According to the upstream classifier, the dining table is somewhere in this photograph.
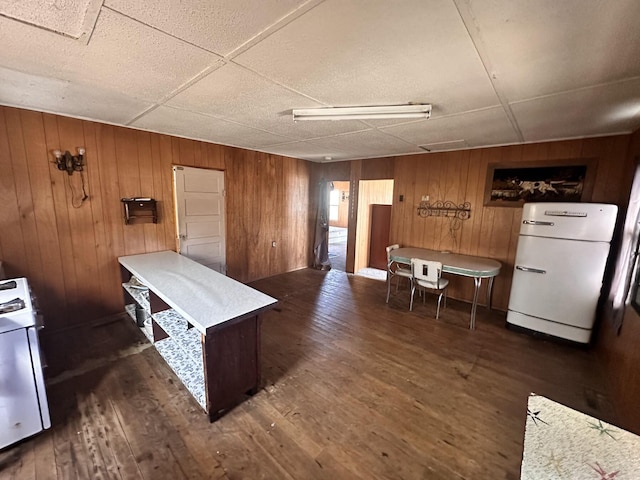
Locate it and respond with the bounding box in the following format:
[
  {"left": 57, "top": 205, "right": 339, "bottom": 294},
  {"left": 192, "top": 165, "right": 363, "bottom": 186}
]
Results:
[{"left": 389, "top": 247, "right": 502, "bottom": 329}]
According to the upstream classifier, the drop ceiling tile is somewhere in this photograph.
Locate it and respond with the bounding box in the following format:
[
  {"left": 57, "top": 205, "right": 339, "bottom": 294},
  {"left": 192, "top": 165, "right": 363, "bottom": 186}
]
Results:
[
  {"left": 167, "top": 62, "right": 371, "bottom": 140},
  {"left": 511, "top": 79, "right": 640, "bottom": 142},
  {"left": 258, "top": 141, "right": 352, "bottom": 162},
  {"left": 0, "top": 16, "right": 75, "bottom": 77},
  {"left": 234, "top": 0, "right": 499, "bottom": 116},
  {"left": 0, "top": 0, "right": 101, "bottom": 40},
  {"left": 468, "top": 0, "right": 640, "bottom": 101},
  {"left": 0, "top": 9, "right": 222, "bottom": 103},
  {"left": 309, "top": 130, "right": 423, "bottom": 159},
  {"left": 2, "top": 1, "right": 640, "bottom": 162},
  {"left": 0, "top": 67, "right": 154, "bottom": 124},
  {"left": 131, "top": 105, "right": 291, "bottom": 148},
  {"left": 381, "top": 107, "right": 519, "bottom": 148},
  {"left": 104, "top": 0, "right": 311, "bottom": 56}
]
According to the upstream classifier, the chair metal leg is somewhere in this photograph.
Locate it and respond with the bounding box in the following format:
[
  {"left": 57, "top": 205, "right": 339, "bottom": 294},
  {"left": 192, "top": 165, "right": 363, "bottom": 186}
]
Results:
[
  {"left": 409, "top": 283, "right": 416, "bottom": 311},
  {"left": 386, "top": 273, "right": 392, "bottom": 303},
  {"left": 436, "top": 292, "right": 443, "bottom": 319}
]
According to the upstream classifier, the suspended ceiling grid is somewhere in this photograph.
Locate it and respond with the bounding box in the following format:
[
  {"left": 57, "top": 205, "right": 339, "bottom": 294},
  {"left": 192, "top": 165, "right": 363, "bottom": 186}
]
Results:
[{"left": 1, "top": 0, "right": 639, "bottom": 162}]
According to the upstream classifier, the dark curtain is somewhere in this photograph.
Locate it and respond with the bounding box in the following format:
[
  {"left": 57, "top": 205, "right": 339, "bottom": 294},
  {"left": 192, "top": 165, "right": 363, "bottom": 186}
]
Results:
[{"left": 313, "top": 180, "right": 332, "bottom": 270}]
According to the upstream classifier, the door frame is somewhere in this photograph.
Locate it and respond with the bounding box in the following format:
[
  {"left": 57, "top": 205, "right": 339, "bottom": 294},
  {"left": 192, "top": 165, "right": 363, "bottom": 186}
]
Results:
[
  {"left": 172, "top": 165, "right": 227, "bottom": 273},
  {"left": 353, "top": 179, "right": 394, "bottom": 273}
]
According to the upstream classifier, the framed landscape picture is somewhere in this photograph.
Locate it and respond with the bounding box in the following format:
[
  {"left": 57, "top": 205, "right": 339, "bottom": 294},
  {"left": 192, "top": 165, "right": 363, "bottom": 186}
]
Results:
[{"left": 483, "top": 158, "right": 597, "bottom": 207}]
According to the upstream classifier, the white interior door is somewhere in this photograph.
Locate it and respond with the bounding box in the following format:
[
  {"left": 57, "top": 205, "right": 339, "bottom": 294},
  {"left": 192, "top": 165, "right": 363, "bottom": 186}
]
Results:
[{"left": 173, "top": 166, "right": 226, "bottom": 274}]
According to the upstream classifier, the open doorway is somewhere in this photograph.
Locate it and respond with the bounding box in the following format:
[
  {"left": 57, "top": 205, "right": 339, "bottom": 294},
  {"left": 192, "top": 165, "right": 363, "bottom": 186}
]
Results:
[
  {"left": 328, "top": 181, "right": 349, "bottom": 271},
  {"left": 326, "top": 178, "right": 394, "bottom": 277},
  {"left": 354, "top": 179, "right": 394, "bottom": 280}
]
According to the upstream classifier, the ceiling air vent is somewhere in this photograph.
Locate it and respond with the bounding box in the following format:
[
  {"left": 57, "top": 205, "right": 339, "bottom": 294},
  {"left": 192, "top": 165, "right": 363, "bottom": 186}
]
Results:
[{"left": 419, "top": 140, "right": 468, "bottom": 152}]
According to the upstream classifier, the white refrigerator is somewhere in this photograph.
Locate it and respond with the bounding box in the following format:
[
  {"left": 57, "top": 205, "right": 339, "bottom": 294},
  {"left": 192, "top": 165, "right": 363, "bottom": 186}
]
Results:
[{"left": 506, "top": 202, "right": 618, "bottom": 344}]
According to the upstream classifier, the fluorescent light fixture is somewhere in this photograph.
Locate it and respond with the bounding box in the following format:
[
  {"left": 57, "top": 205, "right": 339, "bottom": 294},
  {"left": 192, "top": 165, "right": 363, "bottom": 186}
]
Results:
[{"left": 293, "top": 104, "right": 431, "bottom": 121}]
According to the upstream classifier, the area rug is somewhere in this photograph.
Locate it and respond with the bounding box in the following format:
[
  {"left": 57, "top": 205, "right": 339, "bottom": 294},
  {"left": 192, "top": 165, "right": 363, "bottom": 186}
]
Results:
[{"left": 521, "top": 393, "right": 640, "bottom": 479}]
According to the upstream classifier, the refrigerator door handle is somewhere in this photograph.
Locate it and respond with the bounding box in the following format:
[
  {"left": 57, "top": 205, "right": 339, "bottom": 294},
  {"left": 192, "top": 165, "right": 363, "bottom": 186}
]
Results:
[
  {"left": 522, "top": 220, "right": 554, "bottom": 226},
  {"left": 515, "top": 265, "right": 547, "bottom": 274}
]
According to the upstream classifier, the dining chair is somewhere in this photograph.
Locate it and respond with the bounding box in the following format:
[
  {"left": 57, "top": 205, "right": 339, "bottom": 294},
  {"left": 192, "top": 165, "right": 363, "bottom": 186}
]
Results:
[
  {"left": 386, "top": 244, "right": 413, "bottom": 303},
  {"left": 410, "top": 258, "right": 449, "bottom": 319}
]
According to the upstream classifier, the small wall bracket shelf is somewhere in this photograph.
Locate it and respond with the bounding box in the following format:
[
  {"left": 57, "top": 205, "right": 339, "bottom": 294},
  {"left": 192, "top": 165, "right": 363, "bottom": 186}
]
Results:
[
  {"left": 121, "top": 198, "right": 158, "bottom": 224},
  {"left": 417, "top": 200, "right": 471, "bottom": 220}
]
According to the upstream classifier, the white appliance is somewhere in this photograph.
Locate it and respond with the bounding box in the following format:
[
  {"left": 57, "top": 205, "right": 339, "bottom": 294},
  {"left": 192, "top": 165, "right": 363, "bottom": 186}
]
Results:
[
  {"left": 507, "top": 203, "right": 618, "bottom": 344},
  {"left": 0, "top": 277, "right": 50, "bottom": 450}
]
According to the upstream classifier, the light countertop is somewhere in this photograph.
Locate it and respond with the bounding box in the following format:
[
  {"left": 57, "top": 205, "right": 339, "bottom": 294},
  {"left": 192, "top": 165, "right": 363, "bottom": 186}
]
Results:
[{"left": 119, "top": 251, "right": 277, "bottom": 334}]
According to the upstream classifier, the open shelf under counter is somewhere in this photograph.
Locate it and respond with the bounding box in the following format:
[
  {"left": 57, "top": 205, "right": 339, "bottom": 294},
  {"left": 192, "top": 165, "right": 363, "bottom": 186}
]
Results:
[
  {"left": 122, "top": 282, "right": 150, "bottom": 312},
  {"left": 153, "top": 310, "right": 202, "bottom": 363},
  {"left": 154, "top": 337, "right": 206, "bottom": 410},
  {"left": 173, "top": 327, "right": 203, "bottom": 365},
  {"left": 152, "top": 309, "right": 189, "bottom": 337},
  {"left": 124, "top": 304, "right": 154, "bottom": 343},
  {"left": 118, "top": 250, "right": 278, "bottom": 421}
]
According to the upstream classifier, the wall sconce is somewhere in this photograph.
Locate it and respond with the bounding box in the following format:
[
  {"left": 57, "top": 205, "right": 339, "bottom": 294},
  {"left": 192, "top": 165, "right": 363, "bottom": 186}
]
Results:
[
  {"left": 52, "top": 147, "right": 85, "bottom": 175},
  {"left": 341, "top": 191, "right": 349, "bottom": 202}
]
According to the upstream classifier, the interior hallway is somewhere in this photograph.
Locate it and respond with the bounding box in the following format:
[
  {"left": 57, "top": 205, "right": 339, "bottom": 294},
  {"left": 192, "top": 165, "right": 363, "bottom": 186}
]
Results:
[
  {"left": 328, "top": 226, "right": 386, "bottom": 280},
  {"left": 328, "top": 226, "right": 347, "bottom": 271}
]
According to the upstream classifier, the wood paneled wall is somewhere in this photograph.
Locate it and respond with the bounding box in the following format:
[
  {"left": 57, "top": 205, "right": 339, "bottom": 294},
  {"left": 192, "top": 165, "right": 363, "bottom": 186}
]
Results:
[
  {"left": 600, "top": 306, "right": 640, "bottom": 434},
  {"left": 224, "top": 148, "right": 313, "bottom": 281},
  {"left": 319, "top": 136, "right": 633, "bottom": 310},
  {"left": 0, "top": 106, "right": 312, "bottom": 333},
  {"left": 390, "top": 138, "right": 633, "bottom": 311},
  {"left": 598, "top": 128, "right": 640, "bottom": 434}
]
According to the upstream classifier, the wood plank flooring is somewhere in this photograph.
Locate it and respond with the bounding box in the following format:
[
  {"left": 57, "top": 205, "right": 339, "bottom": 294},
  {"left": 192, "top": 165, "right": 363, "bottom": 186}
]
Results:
[{"left": 0, "top": 268, "right": 615, "bottom": 479}]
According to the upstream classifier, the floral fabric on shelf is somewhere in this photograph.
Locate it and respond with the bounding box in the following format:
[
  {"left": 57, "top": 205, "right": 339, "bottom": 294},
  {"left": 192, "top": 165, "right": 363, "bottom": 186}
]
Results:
[{"left": 521, "top": 393, "right": 640, "bottom": 479}]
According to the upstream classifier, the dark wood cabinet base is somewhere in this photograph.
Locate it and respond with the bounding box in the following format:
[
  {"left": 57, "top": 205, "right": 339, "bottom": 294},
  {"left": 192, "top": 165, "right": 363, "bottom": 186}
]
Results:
[{"left": 204, "top": 315, "right": 262, "bottom": 421}]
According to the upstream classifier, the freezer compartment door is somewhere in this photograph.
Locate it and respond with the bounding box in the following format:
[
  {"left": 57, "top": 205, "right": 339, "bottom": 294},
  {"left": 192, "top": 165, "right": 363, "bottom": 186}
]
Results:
[
  {"left": 0, "top": 328, "right": 44, "bottom": 449},
  {"left": 508, "top": 236, "right": 611, "bottom": 329},
  {"left": 520, "top": 202, "right": 617, "bottom": 242}
]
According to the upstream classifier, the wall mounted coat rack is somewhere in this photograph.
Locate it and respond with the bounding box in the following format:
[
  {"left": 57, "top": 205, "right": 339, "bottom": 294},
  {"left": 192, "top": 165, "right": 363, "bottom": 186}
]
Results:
[{"left": 417, "top": 200, "right": 471, "bottom": 220}]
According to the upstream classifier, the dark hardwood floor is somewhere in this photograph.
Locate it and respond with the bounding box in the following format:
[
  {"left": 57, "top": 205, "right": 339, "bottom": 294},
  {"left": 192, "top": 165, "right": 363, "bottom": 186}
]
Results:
[{"left": 0, "top": 268, "right": 615, "bottom": 479}]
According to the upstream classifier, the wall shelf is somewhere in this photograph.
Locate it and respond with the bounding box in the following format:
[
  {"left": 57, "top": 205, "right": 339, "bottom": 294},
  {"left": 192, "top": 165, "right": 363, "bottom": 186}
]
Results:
[
  {"left": 417, "top": 200, "right": 471, "bottom": 220},
  {"left": 121, "top": 198, "right": 157, "bottom": 224}
]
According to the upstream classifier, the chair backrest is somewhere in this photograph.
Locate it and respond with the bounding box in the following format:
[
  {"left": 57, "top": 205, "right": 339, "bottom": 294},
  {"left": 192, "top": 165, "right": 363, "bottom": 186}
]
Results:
[
  {"left": 386, "top": 244, "right": 400, "bottom": 262},
  {"left": 411, "top": 258, "right": 443, "bottom": 285}
]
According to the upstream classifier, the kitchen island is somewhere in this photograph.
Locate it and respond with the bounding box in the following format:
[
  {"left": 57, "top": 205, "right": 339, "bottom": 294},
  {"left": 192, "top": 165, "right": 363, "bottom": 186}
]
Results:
[{"left": 118, "top": 250, "right": 277, "bottom": 421}]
